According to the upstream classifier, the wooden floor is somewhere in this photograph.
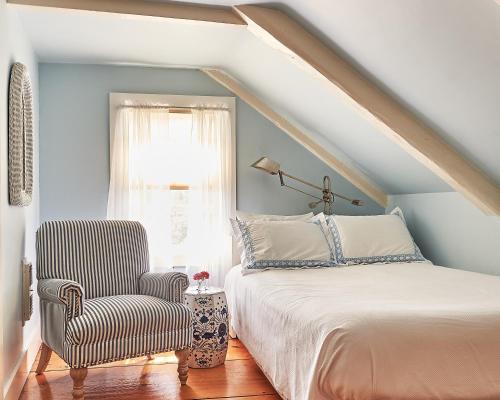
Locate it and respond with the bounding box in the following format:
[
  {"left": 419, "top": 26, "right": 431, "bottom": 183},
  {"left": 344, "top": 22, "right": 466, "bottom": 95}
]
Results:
[{"left": 19, "top": 339, "right": 280, "bottom": 400}]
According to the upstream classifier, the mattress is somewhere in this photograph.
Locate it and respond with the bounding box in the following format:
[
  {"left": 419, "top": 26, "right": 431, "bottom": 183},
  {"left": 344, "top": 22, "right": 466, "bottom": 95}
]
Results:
[{"left": 225, "top": 263, "right": 500, "bottom": 400}]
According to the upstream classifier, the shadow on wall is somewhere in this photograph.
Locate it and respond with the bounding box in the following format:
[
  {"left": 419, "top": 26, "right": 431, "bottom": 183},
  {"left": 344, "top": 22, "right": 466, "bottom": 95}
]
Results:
[{"left": 389, "top": 192, "right": 500, "bottom": 276}]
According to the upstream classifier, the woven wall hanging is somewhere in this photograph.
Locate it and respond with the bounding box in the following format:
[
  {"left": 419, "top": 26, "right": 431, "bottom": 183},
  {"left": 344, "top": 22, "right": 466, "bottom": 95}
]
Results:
[{"left": 8, "top": 62, "right": 33, "bottom": 206}]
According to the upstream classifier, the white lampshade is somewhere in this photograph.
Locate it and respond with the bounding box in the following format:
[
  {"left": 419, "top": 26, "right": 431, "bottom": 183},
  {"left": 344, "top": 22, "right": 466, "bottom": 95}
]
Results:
[{"left": 251, "top": 157, "right": 280, "bottom": 175}]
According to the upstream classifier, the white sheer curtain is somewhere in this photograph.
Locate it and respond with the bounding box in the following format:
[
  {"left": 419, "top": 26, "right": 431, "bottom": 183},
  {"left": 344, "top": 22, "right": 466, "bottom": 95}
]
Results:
[{"left": 107, "top": 106, "right": 233, "bottom": 286}]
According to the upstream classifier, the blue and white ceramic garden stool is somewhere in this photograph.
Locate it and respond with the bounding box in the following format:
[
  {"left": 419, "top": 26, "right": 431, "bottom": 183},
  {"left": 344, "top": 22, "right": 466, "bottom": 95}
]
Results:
[{"left": 183, "top": 287, "right": 229, "bottom": 368}]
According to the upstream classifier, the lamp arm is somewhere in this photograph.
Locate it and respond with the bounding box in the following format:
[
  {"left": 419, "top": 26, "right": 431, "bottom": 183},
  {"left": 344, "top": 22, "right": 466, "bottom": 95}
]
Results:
[
  {"left": 280, "top": 171, "right": 323, "bottom": 191},
  {"left": 281, "top": 183, "right": 323, "bottom": 201},
  {"left": 332, "top": 192, "right": 364, "bottom": 206},
  {"left": 281, "top": 170, "right": 363, "bottom": 206}
]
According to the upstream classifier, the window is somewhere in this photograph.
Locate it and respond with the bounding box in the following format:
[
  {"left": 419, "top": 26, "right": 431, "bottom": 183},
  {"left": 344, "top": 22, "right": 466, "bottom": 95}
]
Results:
[{"left": 108, "top": 93, "right": 235, "bottom": 285}]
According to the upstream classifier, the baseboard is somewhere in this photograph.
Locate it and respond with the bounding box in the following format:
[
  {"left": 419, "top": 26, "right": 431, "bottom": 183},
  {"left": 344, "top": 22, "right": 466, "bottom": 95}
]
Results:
[{"left": 4, "top": 331, "right": 41, "bottom": 400}]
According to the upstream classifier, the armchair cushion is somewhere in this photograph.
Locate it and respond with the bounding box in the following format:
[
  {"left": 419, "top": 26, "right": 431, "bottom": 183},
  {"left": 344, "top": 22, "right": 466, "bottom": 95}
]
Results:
[
  {"left": 139, "top": 272, "right": 189, "bottom": 303},
  {"left": 38, "top": 279, "right": 85, "bottom": 320},
  {"left": 66, "top": 295, "right": 192, "bottom": 346}
]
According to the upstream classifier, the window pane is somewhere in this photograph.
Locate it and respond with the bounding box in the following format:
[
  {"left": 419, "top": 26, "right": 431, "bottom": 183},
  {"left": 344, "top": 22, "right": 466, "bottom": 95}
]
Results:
[{"left": 171, "top": 189, "right": 188, "bottom": 246}]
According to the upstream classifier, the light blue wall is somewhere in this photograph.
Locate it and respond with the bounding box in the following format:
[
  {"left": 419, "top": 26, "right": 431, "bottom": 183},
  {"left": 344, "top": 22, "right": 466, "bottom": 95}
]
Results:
[
  {"left": 388, "top": 192, "right": 500, "bottom": 275},
  {"left": 43, "top": 65, "right": 500, "bottom": 278},
  {"left": 39, "top": 63, "right": 383, "bottom": 222},
  {"left": 1, "top": 3, "right": 40, "bottom": 397}
]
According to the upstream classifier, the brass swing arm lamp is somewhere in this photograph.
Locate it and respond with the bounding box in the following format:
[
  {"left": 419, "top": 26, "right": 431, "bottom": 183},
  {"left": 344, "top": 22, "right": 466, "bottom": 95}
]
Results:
[{"left": 251, "top": 157, "right": 364, "bottom": 214}]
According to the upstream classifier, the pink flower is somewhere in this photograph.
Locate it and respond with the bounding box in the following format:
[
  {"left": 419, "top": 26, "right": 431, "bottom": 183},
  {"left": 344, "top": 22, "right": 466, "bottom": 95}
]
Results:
[{"left": 193, "top": 271, "right": 210, "bottom": 281}]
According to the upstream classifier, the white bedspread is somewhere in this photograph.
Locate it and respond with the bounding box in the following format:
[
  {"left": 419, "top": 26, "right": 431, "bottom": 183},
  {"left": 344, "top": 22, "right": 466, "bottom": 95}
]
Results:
[{"left": 225, "top": 263, "right": 500, "bottom": 400}]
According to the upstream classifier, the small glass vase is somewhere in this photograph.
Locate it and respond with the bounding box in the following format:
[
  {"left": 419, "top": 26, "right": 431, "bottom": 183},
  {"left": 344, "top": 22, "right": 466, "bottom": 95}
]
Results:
[{"left": 196, "top": 279, "right": 207, "bottom": 292}]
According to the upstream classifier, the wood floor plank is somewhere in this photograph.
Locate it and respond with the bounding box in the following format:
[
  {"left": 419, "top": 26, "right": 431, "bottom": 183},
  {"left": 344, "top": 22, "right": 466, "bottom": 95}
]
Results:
[
  {"left": 210, "top": 396, "right": 281, "bottom": 399},
  {"left": 226, "top": 339, "right": 253, "bottom": 361},
  {"left": 21, "top": 340, "right": 278, "bottom": 400}
]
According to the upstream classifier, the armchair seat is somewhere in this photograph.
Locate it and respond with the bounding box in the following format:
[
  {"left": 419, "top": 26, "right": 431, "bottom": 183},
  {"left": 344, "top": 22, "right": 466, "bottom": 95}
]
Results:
[{"left": 66, "top": 295, "right": 192, "bottom": 346}]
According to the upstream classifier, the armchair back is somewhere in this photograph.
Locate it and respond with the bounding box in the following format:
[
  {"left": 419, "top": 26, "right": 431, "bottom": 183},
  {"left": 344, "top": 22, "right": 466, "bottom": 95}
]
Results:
[{"left": 37, "top": 220, "right": 149, "bottom": 298}]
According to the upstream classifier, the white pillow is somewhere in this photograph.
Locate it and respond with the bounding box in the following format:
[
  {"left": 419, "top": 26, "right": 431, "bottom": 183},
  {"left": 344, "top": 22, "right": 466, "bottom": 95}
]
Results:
[
  {"left": 326, "top": 210, "right": 425, "bottom": 265},
  {"left": 389, "top": 206, "right": 407, "bottom": 223},
  {"left": 232, "top": 211, "right": 314, "bottom": 263},
  {"left": 310, "top": 212, "right": 334, "bottom": 249},
  {"left": 230, "top": 218, "right": 335, "bottom": 274},
  {"left": 235, "top": 211, "right": 313, "bottom": 221}
]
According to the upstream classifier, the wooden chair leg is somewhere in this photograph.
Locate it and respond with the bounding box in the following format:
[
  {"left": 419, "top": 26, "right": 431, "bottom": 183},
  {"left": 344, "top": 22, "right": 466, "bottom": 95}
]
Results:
[
  {"left": 175, "top": 349, "right": 189, "bottom": 385},
  {"left": 70, "top": 368, "right": 88, "bottom": 400},
  {"left": 36, "top": 343, "right": 52, "bottom": 375}
]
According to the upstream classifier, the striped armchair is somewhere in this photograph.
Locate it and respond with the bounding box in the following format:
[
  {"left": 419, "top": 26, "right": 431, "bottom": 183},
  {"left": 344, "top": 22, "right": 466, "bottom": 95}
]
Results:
[{"left": 35, "top": 220, "right": 192, "bottom": 399}]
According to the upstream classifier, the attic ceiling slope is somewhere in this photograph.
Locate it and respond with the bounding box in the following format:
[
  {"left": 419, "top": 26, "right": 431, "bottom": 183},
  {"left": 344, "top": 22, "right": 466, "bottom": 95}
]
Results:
[
  {"left": 233, "top": 4, "right": 500, "bottom": 216},
  {"left": 204, "top": 68, "right": 388, "bottom": 207},
  {"left": 7, "top": 0, "right": 246, "bottom": 24},
  {"left": 10, "top": 0, "right": 500, "bottom": 215}
]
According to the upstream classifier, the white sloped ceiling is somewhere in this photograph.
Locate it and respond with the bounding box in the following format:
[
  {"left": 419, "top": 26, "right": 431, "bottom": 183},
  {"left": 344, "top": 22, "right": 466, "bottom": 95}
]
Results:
[{"left": 13, "top": 0, "right": 500, "bottom": 195}]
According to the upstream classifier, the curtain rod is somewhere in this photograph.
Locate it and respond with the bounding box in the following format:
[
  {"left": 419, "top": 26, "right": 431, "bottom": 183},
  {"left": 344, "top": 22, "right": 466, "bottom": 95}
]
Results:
[{"left": 119, "top": 105, "right": 230, "bottom": 112}]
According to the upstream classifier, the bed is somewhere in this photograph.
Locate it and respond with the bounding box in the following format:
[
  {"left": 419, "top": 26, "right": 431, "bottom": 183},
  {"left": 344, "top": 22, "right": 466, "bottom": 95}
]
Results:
[{"left": 225, "top": 262, "right": 500, "bottom": 400}]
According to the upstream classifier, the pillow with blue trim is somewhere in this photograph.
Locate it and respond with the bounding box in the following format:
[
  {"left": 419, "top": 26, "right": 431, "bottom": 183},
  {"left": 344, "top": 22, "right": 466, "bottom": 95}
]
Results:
[
  {"left": 231, "top": 212, "right": 315, "bottom": 263},
  {"left": 235, "top": 210, "right": 313, "bottom": 221},
  {"left": 230, "top": 217, "right": 336, "bottom": 274},
  {"left": 326, "top": 208, "right": 426, "bottom": 265}
]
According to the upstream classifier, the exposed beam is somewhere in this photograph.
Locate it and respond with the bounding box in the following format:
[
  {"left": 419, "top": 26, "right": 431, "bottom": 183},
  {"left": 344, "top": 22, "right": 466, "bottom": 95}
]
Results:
[
  {"left": 7, "top": 0, "right": 246, "bottom": 25},
  {"left": 203, "top": 68, "right": 388, "bottom": 208},
  {"left": 235, "top": 5, "right": 500, "bottom": 216}
]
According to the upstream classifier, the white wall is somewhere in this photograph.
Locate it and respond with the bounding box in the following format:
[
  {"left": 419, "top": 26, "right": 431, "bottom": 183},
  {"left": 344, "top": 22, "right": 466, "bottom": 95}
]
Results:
[
  {"left": 388, "top": 192, "right": 500, "bottom": 276},
  {"left": 0, "top": 3, "right": 40, "bottom": 399}
]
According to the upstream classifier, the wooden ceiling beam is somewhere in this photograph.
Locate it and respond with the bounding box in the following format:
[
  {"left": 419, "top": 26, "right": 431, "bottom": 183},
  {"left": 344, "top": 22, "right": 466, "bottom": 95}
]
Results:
[
  {"left": 234, "top": 4, "right": 500, "bottom": 216},
  {"left": 203, "top": 68, "right": 388, "bottom": 208},
  {"left": 7, "top": 0, "right": 246, "bottom": 25}
]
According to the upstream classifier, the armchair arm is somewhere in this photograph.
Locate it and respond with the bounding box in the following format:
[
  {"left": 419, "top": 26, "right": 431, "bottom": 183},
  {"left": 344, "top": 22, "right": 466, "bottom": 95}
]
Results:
[
  {"left": 139, "top": 272, "right": 189, "bottom": 303},
  {"left": 38, "top": 279, "right": 85, "bottom": 321}
]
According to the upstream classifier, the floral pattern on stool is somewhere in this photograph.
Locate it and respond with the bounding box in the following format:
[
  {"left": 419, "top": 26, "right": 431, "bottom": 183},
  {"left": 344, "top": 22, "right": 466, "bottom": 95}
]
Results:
[{"left": 184, "top": 287, "right": 229, "bottom": 368}]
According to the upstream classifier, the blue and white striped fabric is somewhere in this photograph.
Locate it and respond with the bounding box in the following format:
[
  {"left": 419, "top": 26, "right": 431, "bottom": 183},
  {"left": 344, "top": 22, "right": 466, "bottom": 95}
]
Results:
[
  {"left": 64, "top": 328, "right": 192, "bottom": 368},
  {"left": 36, "top": 220, "right": 192, "bottom": 369},
  {"left": 139, "top": 272, "right": 189, "bottom": 303},
  {"left": 37, "top": 220, "right": 149, "bottom": 298},
  {"left": 38, "top": 278, "right": 85, "bottom": 320},
  {"left": 66, "top": 295, "right": 191, "bottom": 345}
]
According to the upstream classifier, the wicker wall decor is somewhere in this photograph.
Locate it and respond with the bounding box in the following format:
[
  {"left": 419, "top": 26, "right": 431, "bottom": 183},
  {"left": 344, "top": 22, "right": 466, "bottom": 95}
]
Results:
[{"left": 8, "top": 62, "right": 33, "bottom": 206}]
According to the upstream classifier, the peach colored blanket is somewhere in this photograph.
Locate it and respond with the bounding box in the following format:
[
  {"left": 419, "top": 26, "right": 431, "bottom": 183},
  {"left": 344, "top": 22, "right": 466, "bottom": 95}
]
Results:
[{"left": 225, "top": 263, "right": 500, "bottom": 400}]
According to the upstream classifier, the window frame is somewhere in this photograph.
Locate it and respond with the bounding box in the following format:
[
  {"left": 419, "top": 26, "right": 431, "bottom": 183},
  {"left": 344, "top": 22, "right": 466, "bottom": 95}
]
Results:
[{"left": 109, "top": 92, "right": 237, "bottom": 222}]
